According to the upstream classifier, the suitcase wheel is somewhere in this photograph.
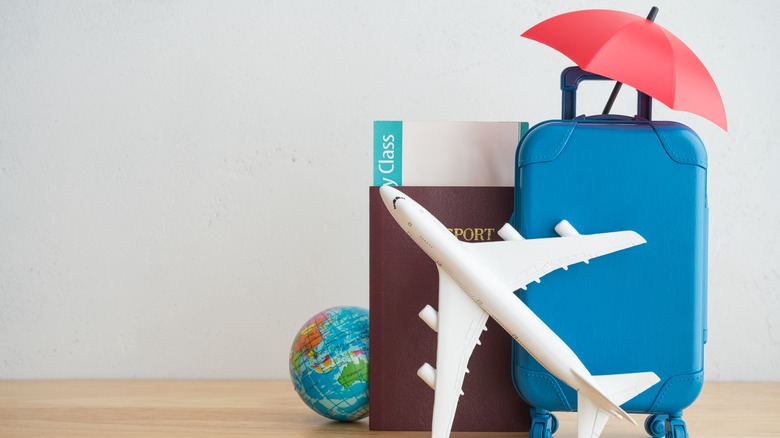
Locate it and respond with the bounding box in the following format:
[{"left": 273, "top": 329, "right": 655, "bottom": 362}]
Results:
[
  {"left": 645, "top": 414, "right": 668, "bottom": 438},
  {"left": 666, "top": 413, "right": 689, "bottom": 438},
  {"left": 529, "top": 408, "right": 558, "bottom": 438},
  {"left": 644, "top": 412, "right": 689, "bottom": 438}
]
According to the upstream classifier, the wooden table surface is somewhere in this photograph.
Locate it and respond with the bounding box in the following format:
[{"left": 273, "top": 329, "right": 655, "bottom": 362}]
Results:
[{"left": 0, "top": 380, "right": 778, "bottom": 437}]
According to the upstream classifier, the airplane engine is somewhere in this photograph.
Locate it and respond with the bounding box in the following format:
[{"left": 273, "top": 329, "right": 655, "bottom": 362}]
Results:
[
  {"left": 417, "top": 363, "right": 436, "bottom": 390},
  {"left": 554, "top": 219, "right": 581, "bottom": 237},
  {"left": 418, "top": 305, "right": 439, "bottom": 332}
]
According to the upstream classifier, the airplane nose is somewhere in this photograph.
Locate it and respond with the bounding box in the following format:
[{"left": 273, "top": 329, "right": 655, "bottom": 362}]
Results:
[{"left": 379, "top": 185, "right": 404, "bottom": 211}]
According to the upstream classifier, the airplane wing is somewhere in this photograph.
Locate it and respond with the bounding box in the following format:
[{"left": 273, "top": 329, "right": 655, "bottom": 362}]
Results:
[
  {"left": 428, "top": 266, "right": 489, "bottom": 438},
  {"left": 464, "top": 230, "right": 646, "bottom": 292},
  {"left": 577, "top": 371, "right": 661, "bottom": 438}
]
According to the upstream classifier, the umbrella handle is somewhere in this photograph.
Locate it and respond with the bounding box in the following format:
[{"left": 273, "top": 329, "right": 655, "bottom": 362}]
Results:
[{"left": 561, "top": 66, "right": 653, "bottom": 121}]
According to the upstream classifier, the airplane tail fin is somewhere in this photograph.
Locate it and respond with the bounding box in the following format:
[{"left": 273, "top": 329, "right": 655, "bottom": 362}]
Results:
[
  {"left": 592, "top": 372, "right": 661, "bottom": 407},
  {"left": 575, "top": 370, "right": 661, "bottom": 438}
]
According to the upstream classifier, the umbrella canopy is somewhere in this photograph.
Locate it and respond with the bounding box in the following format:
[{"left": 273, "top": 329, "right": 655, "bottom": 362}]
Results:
[{"left": 523, "top": 9, "right": 727, "bottom": 130}]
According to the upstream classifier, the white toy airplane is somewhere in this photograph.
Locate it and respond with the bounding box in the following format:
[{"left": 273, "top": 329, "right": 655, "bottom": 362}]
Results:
[{"left": 379, "top": 186, "right": 660, "bottom": 438}]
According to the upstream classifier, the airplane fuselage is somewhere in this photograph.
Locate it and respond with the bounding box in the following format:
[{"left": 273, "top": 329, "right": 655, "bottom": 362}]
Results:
[{"left": 382, "top": 187, "right": 596, "bottom": 394}]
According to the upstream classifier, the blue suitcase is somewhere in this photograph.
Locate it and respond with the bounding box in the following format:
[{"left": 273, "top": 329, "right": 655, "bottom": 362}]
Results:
[{"left": 510, "top": 67, "right": 707, "bottom": 438}]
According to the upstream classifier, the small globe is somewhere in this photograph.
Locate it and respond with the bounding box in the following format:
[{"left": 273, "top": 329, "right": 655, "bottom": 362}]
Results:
[{"left": 289, "top": 306, "right": 369, "bottom": 421}]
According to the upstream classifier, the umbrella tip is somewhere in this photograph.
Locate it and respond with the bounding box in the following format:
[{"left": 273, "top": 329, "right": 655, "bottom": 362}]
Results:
[{"left": 647, "top": 6, "right": 659, "bottom": 22}]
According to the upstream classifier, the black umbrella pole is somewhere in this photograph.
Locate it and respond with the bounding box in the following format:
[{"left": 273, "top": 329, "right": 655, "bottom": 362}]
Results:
[
  {"left": 602, "top": 83, "right": 623, "bottom": 115},
  {"left": 602, "top": 6, "right": 659, "bottom": 115},
  {"left": 647, "top": 6, "right": 659, "bottom": 21}
]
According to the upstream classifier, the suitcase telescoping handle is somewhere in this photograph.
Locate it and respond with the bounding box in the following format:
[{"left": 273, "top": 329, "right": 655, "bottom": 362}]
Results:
[{"left": 561, "top": 66, "right": 653, "bottom": 121}]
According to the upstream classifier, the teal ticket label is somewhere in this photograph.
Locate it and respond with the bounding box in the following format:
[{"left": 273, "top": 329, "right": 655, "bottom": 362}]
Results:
[
  {"left": 373, "top": 121, "right": 403, "bottom": 186},
  {"left": 519, "top": 121, "right": 529, "bottom": 140}
]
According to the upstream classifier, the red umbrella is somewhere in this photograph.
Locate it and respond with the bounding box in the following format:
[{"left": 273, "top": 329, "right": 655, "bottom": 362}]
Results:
[{"left": 522, "top": 8, "right": 727, "bottom": 130}]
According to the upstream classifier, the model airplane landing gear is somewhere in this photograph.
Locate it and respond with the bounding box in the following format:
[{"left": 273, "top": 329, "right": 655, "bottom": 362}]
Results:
[
  {"left": 644, "top": 412, "right": 689, "bottom": 438},
  {"left": 529, "top": 408, "right": 558, "bottom": 438}
]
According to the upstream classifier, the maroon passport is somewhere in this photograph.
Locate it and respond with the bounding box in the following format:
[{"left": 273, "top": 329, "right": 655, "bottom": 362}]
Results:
[{"left": 368, "top": 186, "right": 530, "bottom": 431}]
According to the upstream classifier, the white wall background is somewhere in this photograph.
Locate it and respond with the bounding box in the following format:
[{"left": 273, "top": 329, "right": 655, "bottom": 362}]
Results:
[{"left": 0, "top": 0, "right": 777, "bottom": 380}]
